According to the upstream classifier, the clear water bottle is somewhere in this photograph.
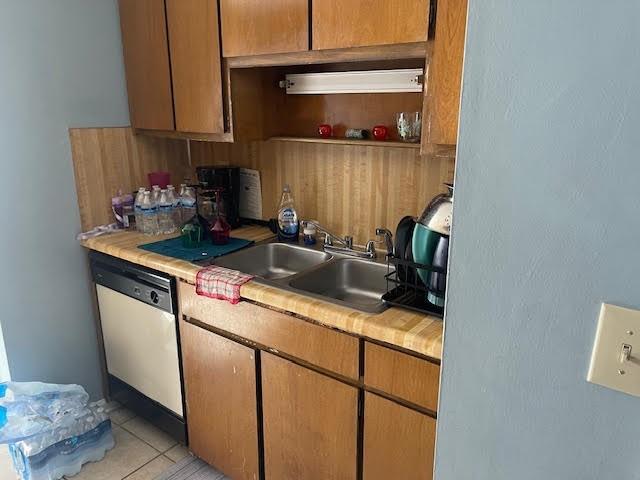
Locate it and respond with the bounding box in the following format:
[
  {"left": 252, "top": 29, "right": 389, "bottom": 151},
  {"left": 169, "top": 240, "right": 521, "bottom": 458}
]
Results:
[
  {"left": 151, "top": 185, "right": 161, "bottom": 205},
  {"left": 167, "top": 185, "right": 181, "bottom": 228},
  {"left": 158, "top": 189, "right": 175, "bottom": 234},
  {"left": 181, "top": 186, "right": 197, "bottom": 224},
  {"left": 140, "top": 190, "right": 158, "bottom": 235},
  {"left": 134, "top": 187, "right": 146, "bottom": 233}
]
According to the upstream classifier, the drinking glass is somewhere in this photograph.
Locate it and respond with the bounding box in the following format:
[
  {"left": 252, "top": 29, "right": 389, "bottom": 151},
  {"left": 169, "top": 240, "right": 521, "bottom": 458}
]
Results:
[
  {"left": 396, "top": 112, "right": 422, "bottom": 142},
  {"left": 210, "top": 188, "right": 230, "bottom": 245}
]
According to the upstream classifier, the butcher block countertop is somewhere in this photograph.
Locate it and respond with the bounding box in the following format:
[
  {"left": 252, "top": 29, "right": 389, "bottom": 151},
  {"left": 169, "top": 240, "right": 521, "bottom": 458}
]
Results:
[{"left": 81, "top": 228, "right": 443, "bottom": 360}]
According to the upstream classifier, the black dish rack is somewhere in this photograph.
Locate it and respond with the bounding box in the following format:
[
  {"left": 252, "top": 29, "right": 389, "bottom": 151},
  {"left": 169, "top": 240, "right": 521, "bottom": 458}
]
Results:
[{"left": 383, "top": 254, "right": 446, "bottom": 317}]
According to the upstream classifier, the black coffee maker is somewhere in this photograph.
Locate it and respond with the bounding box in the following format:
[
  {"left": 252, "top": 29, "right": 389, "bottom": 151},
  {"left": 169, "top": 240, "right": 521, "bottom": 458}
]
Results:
[{"left": 196, "top": 166, "right": 241, "bottom": 228}]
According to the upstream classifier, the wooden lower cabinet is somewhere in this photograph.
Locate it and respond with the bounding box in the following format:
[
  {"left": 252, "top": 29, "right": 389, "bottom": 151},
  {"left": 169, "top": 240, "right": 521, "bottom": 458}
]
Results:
[
  {"left": 363, "top": 392, "right": 436, "bottom": 480},
  {"left": 261, "top": 353, "right": 358, "bottom": 480},
  {"left": 180, "top": 320, "right": 260, "bottom": 480}
]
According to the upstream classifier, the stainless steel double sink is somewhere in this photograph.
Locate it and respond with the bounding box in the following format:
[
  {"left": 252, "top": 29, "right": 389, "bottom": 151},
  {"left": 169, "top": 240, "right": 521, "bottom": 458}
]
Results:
[{"left": 210, "top": 243, "right": 391, "bottom": 313}]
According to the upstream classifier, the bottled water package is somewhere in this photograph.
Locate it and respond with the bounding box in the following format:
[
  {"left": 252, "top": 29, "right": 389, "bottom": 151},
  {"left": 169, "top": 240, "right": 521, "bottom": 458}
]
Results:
[
  {"left": 9, "top": 403, "right": 114, "bottom": 480},
  {"left": 0, "top": 382, "right": 115, "bottom": 480}
]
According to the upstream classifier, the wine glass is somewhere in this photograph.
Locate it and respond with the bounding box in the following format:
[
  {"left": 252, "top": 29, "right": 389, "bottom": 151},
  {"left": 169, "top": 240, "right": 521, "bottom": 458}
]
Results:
[{"left": 210, "top": 188, "right": 230, "bottom": 245}]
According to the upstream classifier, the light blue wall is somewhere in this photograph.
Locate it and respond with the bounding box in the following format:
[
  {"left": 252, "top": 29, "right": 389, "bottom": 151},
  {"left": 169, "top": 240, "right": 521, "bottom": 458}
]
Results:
[
  {"left": 436, "top": 1, "right": 640, "bottom": 478},
  {"left": 0, "top": 0, "right": 129, "bottom": 398}
]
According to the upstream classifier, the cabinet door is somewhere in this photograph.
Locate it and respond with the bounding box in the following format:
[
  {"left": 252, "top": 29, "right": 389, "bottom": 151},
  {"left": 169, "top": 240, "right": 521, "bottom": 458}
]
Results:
[
  {"left": 220, "top": 0, "right": 309, "bottom": 57},
  {"left": 423, "top": 0, "right": 468, "bottom": 146},
  {"left": 118, "top": 0, "right": 174, "bottom": 131},
  {"left": 363, "top": 393, "right": 436, "bottom": 480},
  {"left": 180, "top": 320, "right": 260, "bottom": 480},
  {"left": 166, "top": 0, "right": 225, "bottom": 134},
  {"left": 261, "top": 353, "right": 358, "bottom": 480},
  {"left": 312, "top": 0, "right": 429, "bottom": 50}
]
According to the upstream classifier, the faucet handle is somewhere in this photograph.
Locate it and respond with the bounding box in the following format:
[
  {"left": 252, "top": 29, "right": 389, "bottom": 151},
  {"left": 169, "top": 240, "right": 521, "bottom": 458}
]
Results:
[
  {"left": 344, "top": 236, "right": 354, "bottom": 249},
  {"left": 375, "top": 228, "right": 394, "bottom": 257},
  {"left": 365, "top": 240, "right": 378, "bottom": 257}
]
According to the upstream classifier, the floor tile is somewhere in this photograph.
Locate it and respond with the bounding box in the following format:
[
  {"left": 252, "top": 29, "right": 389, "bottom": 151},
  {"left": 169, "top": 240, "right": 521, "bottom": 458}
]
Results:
[
  {"left": 109, "top": 407, "right": 136, "bottom": 425},
  {"left": 124, "top": 455, "right": 174, "bottom": 480},
  {"left": 102, "top": 400, "right": 122, "bottom": 413},
  {"left": 66, "top": 425, "right": 160, "bottom": 480},
  {"left": 165, "top": 444, "right": 191, "bottom": 463},
  {"left": 121, "top": 417, "right": 177, "bottom": 453},
  {"left": 0, "top": 446, "right": 19, "bottom": 480}
]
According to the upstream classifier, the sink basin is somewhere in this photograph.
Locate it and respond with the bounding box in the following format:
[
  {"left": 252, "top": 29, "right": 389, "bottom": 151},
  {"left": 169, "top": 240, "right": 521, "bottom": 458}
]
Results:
[
  {"left": 289, "top": 258, "right": 391, "bottom": 313},
  {"left": 214, "top": 243, "right": 332, "bottom": 280}
]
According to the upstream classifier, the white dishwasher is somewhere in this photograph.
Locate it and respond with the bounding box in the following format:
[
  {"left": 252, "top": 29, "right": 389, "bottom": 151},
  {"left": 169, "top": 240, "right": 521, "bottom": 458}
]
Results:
[{"left": 90, "top": 251, "right": 186, "bottom": 443}]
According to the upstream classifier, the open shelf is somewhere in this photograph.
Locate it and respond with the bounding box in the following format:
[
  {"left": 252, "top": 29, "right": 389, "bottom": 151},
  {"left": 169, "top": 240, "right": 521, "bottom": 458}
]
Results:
[
  {"left": 269, "top": 136, "right": 420, "bottom": 149},
  {"left": 226, "top": 42, "right": 428, "bottom": 69}
]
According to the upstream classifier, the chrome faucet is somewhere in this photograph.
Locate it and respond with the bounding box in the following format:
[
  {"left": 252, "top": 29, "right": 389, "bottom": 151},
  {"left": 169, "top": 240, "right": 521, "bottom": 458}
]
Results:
[
  {"left": 302, "top": 222, "right": 393, "bottom": 260},
  {"left": 375, "top": 228, "right": 394, "bottom": 258}
]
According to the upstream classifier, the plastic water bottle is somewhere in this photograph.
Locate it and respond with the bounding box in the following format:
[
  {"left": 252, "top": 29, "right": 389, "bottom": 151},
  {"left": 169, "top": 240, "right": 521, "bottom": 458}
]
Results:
[
  {"left": 151, "top": 185, "right": 161, "bottom": 205},
  {"left": 158, "top": 189, "right": 175, "bottom": 234},
  {"left": 8, "top": 402, "right": 114, "bottom": 480},
  {"left": 140, "top": 191, "right": 158, "bottom": 235},
  {"left": 181, "top": 186, "right": 197, "bottom": 224},
  {"left": 167, "top": 185, "right": 181, "bottom": 227},
  {"left": 134, "top": 187, "right": 146, "bottom": 233}
]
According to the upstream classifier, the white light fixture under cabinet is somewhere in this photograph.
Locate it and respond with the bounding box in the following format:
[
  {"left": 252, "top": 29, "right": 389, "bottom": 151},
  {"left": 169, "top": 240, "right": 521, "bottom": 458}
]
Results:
[{"left": 280, "top": 68, "right": 425, "bottom": 95}]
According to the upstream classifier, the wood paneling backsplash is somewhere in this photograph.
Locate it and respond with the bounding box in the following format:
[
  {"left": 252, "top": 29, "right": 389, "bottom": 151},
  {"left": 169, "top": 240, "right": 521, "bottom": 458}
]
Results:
[
  {"left": 70, "top": 127, "right": 190, "bottom": 231},
  {"left": 189, "top": 139, "right": 455, "bottom": 245},
  {"left": 70, "top": 127, "right": 455, "bottom": 243}
]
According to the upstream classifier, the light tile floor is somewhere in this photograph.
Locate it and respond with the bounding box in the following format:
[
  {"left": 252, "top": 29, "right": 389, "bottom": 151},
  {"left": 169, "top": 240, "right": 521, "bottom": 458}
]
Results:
[{"left": 0, "top": 403, "right": 191, "bottom": 480}]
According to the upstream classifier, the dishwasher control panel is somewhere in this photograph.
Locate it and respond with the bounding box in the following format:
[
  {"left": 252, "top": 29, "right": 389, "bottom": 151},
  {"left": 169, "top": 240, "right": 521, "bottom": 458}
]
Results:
[{"left": 90, "top": 252, "right": 174, "bottom": 314}]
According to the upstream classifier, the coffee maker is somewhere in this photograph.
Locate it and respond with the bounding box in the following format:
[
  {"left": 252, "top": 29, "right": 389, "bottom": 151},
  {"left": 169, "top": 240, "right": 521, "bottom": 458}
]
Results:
[{"left": 196, "top": 166, "right": 241, "bottom": 228}]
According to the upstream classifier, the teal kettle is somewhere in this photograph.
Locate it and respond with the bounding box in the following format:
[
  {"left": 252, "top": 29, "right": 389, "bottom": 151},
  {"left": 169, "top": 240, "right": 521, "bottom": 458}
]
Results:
[{"left": 412, "top": 184, "right": 453, "bottom": 307}]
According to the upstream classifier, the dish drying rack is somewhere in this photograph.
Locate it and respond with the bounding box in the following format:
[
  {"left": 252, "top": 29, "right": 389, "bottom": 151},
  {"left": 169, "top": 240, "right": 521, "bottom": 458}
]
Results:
[{"left": 383, "top": 255, "right": 446, "bottom": 317}]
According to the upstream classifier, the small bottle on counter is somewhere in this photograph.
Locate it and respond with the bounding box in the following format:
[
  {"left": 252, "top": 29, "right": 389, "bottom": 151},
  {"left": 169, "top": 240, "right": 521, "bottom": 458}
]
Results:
[
  {"left": 140, "top": 190, "right": 158, "bottom": 235},
  {"left": 303, "top": 222, "right": 317, "bottom": 245},
  {"left": 167, "top": 185, "right": 181, "bottom": 227},
  {"left": 180, "top": 186, "right": 197, "bottom": 223},
  {"left": 151, "top": 185, "right": 161, "bottom": 205},
  {"left": 134, "top": 187, "right": 146, "bottom": 233},
  {"left": 158, "top": 189, "right": 176, "bottom": 234}
]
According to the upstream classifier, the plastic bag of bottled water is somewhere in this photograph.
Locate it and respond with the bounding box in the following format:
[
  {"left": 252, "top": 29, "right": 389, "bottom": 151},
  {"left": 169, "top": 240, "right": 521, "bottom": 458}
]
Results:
[
  {"left": 9, "top": 402, "right": 113, "bottom": 480},
  {"left": 0, "top": 382, "right": 114, "bottom": 480},
  {"left": 0, "top": 383, "right": 89, "bottom": 444}
]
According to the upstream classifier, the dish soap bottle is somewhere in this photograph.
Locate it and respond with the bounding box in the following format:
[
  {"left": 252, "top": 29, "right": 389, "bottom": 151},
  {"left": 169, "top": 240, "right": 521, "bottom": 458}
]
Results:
[{"left": 277, "top": 184, "right": 299, "bottom": 242}]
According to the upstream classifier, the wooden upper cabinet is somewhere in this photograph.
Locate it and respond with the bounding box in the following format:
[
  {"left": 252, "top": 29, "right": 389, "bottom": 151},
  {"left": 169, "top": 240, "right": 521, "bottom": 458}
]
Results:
[
  {"left": 220, "top": 0, "right": 309, "bottom": 57},
  {"left": 423, "top": 0, "right": 468, "bottom": 146},
  {"left": 312, "top": 0, "right": 429, "bottom": 50},
  {"left": 118, "top": 0, "right": 174, "bottom": 131},
  {"left": 363, "top": 393, "right": 436, "bottom": 480},
  {"left": 261, "top": 353, "right": 358, "bottom": 480},
  {"left": 180, "top": 320, "right": 260, "bottom": 480},
  {"left": 166, "top": 0, "right": 225, "bottom": 134}
]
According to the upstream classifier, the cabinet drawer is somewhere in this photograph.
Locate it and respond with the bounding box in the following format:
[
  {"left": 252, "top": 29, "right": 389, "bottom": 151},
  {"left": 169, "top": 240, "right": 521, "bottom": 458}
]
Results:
[
  {"left": 364, "top": 342, "right": 440, "bottom": 411},
  {"left": 179, "top": 281, "right": 359, "bottom": 380}
]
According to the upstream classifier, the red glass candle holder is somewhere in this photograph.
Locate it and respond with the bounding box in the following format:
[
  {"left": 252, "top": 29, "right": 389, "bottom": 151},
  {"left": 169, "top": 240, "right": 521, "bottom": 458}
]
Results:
[
  {"left": 318, "top": 124, "right": 332, "bottom": 138},
  {"left": 372, "top": 125, "right": 389, "bottom": 141}
]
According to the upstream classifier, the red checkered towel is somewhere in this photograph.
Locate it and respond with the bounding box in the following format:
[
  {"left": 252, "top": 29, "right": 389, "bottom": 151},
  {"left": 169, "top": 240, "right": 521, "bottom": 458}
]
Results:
[{"left": 195, "top": 266, "right": 254, "bottom": 304}]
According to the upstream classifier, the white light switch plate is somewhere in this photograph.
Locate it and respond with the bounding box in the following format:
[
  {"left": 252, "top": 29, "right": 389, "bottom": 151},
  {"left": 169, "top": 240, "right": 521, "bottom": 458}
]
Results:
[{"left": 588, "top": 303, "right": 640, "bottom": 397}]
